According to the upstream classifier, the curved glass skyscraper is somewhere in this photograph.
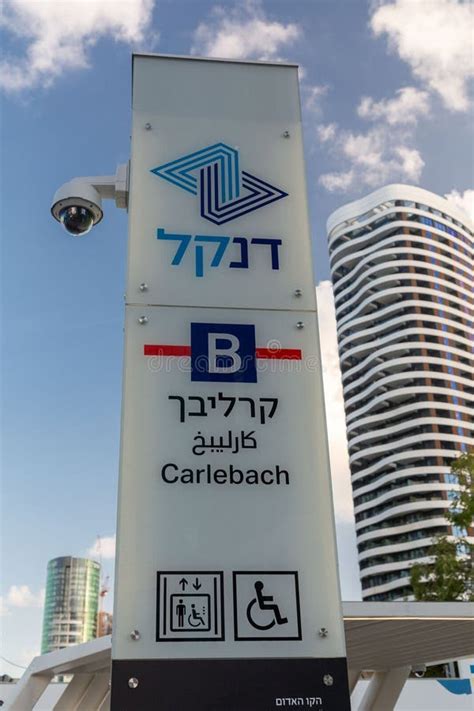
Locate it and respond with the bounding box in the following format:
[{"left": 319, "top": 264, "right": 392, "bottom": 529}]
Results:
[
  {"left": 41, "top": 556, "right": 100, "bottom": 653},
  {"left": 327, "top": 184, "right": 473, "bottom": 601}
]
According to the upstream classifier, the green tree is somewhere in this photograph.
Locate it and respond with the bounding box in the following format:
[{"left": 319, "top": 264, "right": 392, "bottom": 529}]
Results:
[
  {"left": 446, "top": 453, "right": 474, "bottom": 531},
  {"left": 410, "top": 452, "right": 474, "bottom": 602}
]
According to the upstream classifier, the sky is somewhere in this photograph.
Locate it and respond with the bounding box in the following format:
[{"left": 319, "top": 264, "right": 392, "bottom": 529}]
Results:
[{"left": 1, "top": 0, "right": 473, "bottom": 677}]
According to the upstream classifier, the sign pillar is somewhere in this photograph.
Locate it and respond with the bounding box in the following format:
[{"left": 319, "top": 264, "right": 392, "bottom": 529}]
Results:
[{"left": 111, "top": 53, "right": 350, "bottom": 710}]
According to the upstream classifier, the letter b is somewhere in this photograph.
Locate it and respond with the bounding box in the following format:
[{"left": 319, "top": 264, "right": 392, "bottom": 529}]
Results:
[
  {"left": 191, "top": 323, "right": 257, "bottom": 383},
  {"left": 208, "top": 333, "right": 241, "bottom": 374},
  {"left": 229, "top": 465, "right": 244, "bottom": 485}
]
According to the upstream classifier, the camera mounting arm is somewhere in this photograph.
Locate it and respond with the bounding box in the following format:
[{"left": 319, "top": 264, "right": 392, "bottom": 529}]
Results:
[{"left": 77, "top": 163, "right": 129, "bottom": 209}]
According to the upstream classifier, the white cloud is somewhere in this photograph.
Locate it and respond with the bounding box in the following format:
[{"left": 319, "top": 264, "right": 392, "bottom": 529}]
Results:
[
  {"left": 343, "top": 128, "right": 383, "bottom": 168},
  {"left": 315, "top": 73, "right": 427, "bottom": 193},
  {"left": 317, "top": 123, "right": 337, "bottom": 143},
  {"left": 371, "top": 0, "right": 474, "bottom": 111},
  {"left": 395, "top": 145, "right": 424, "bottom": 180},
  {"left": 444, "top": 189, "right": 474, "bottom": 223},
  {"left": 87, "top": 534, "right": 116, "bottom": 560},
  {"left": 319, "top": 124, "right": 424, "bottom": 192},
  {"left": 4, "top": 585, "right": 44, "bottom": 609},
  {"left": 318, "top": 0, "right": 472, "bottom": 194},
  {"left": 319, "top": 169, "right": 355, "bottom": 193},
  {"left": 357, "top": 86, "right": 430, "bottom": 125},
  {"left": 191, "top": 0, "right": 300, "bottom": 61},
  {"left": 316, "top": 281, "right": 355, "bottom": 523},
  {"left": 0, "top": 0, "right": 155, "bottom": 92},
  {"left": 303, "top": 84, "right": 329, "bottom": 115}
]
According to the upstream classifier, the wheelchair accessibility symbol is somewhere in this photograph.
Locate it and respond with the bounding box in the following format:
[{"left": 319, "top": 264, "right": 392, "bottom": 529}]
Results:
[
  {"left": 246, "top": 581, "right": 288, "bottom": 630},
  {"left": 233, "top": 571, "right": 302, "bottom": 641},
  {"left": 171, "top": 595, "right": 211, "bottom": 632}
]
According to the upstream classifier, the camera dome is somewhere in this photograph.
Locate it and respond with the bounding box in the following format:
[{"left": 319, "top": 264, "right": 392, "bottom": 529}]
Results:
[
  {"left": 58, "top": 205, "right": 95, "bottom": 236},
  {"left": 51, "top": 180, "right": 103, "bottom": 236}
]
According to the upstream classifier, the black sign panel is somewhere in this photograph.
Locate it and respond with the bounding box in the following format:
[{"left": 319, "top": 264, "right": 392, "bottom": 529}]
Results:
[{"left": 111, "top": 657, "right": 350, "bottom": 710}]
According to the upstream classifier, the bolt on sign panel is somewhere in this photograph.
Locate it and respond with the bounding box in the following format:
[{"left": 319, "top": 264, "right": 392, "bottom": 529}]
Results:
[{"left": 111, "top": 54, "right": 349, "bottom": 711}]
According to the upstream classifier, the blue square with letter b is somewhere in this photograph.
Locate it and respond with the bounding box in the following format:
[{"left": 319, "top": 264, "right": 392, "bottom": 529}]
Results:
[{"left": 190, "top": 323, "right": 257, "bottom": 383}]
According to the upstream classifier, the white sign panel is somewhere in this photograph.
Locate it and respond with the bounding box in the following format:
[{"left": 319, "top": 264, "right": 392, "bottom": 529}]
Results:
[
  {"left": 111, "top": 55, "right": 349, "bottom": 710},
  {"left": 125, "top": 55, "right": 316, "bottom": 312}
]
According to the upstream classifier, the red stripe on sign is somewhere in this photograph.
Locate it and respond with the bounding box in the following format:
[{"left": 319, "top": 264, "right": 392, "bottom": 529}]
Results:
[
  {"left": 144, "top": 345, "right": 191, "bottom": 356},
  {"left": 256, "top": 348, "right": 302, "bottom": 360}
]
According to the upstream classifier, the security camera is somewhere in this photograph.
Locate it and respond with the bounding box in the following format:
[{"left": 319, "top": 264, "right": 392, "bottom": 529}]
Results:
[
  {"left": 412, "top": 664, "right": 426, "bottom": 678},
  {"left": 51, "top": 164, "right": 129, "bottom": 236},
  {"left": 51, "top": 180, "right": 103, "bottom": 236}
]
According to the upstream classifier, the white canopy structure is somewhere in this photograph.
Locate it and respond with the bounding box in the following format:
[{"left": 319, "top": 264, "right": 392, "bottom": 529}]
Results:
[{"left": 5, "top": 602, "right": 474, "bottom": 711}]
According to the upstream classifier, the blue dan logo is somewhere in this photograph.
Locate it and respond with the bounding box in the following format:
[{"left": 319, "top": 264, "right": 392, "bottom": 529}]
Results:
[{"left": 151, "top": 142, "right": 288, "bottom": 225}]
